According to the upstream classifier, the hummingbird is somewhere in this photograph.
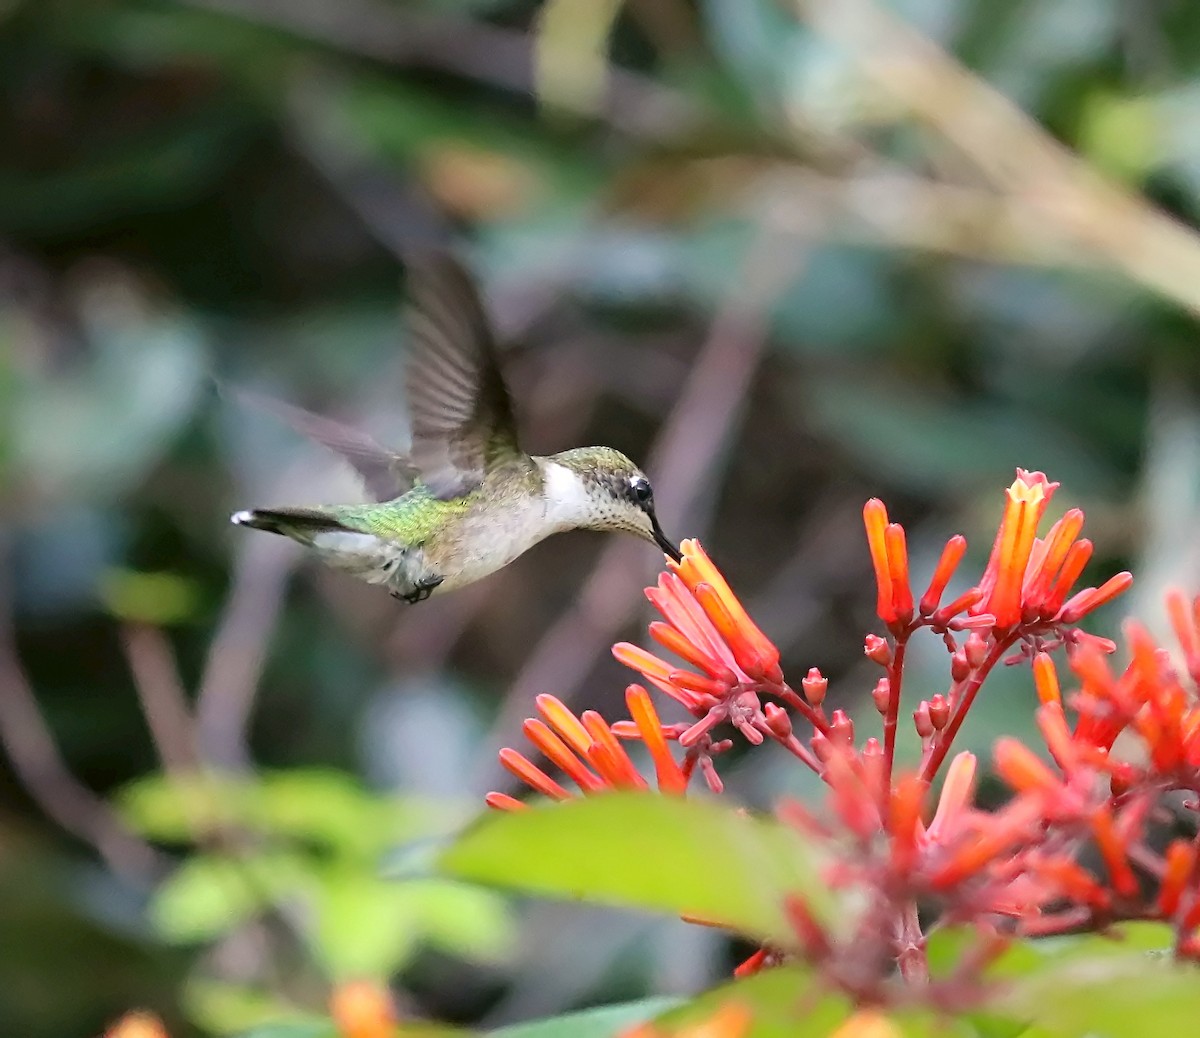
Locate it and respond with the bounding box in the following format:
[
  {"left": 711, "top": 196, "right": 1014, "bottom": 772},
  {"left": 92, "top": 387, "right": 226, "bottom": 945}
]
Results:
[{"left": 230, "top": 252, "right": 681, "bottom": 603}]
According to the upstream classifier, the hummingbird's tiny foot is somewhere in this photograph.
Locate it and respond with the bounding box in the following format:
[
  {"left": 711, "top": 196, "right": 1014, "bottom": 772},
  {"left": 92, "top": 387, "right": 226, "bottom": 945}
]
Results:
[{"left": 396, "top": 576, "right": 445, "bottom": 604}]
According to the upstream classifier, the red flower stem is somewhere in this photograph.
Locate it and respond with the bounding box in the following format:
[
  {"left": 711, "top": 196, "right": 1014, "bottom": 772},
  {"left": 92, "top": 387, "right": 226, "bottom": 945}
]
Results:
[
  {"left": 920, "top": 633, "right": 1018, "bottom": 784},
  {"left": 774, "top": 732, "right": 822, "bottom": 773},
  {"left": 881, "top": 634, "right": 910, "bottom": 799},
  {"left": 895, "top": 901, "right": 928, "bottom": 985},
  {"left": 771, "top": 683, "right": 832, "bottom": 736}
]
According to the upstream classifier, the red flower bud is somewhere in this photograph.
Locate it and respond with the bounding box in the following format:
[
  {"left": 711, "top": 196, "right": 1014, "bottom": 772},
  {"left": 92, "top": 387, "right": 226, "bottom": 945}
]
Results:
[
  {"left": 914, "top": 702, "right": 934, "bottom": 739},
  {"left": 864, "top": 633, "right": 892, "bottom": 666},
  {"left": 802, "top": 667, "right": 828, "bottom": 706},
  {"left": 872, "top": 678, "right": 891, "bottom": 715},
  {"left": 964, "top": 632, "right": 988, "bottom": 668},
  {"left": 928, "top": 694, "right": 949, "bottom": 730}
]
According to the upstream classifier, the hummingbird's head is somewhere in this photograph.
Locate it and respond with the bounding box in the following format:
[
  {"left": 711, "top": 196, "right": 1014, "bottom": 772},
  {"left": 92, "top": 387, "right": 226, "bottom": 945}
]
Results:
[{"left": 544, "top": 447, "right": 682, "bottom": 561}]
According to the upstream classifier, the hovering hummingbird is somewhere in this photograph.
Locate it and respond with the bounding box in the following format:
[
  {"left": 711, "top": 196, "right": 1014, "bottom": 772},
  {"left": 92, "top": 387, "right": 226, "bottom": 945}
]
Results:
[{"left": 230, "top": 252, "right": 681, "bottom": 603}]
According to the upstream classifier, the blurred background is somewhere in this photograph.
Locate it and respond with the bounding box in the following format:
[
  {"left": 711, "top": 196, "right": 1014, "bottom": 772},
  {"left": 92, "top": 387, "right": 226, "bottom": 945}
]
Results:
[{"left": 5, "top": 0, "right": 1200, "bottom": 1034}]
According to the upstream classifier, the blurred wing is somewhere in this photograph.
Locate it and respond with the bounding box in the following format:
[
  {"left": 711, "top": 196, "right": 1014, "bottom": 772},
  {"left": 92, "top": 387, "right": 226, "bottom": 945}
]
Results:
[
  {"left": 404, "top": 252, "right": 521, "bottom": 500},
  {"left": 231, "top": 386, "right": 417, "bottom": 502}
]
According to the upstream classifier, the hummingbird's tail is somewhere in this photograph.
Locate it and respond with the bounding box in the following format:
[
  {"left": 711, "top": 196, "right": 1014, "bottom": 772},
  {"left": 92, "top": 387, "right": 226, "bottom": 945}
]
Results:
[{"left": 230, "top": 507, "right": 352, "bottom": 542}]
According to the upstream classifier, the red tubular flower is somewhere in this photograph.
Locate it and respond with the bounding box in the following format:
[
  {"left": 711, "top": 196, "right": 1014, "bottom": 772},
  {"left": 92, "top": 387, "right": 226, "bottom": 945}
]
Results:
[
  {"left": 626, "top": 685, "right": 689, "bottom": 795},
  {"left": 992, "top": 737, "right": 1063, "bottom": 798},
  {"left": 612, "top": 641, "right": 711, "bottom": 712},
  {"left": 863, "top": 500, "right": 914, "bottom": 630},
  {"left": 1090, "top": 807, "right": 1139, "bottom": 899},
  {"left": 978, "top": 471, "right": 1058, "bottom": 628},
  {"left": 955, "top": 470, "right": 1131, "bottom": 635},
  {"left": 885, "top": 523, "right": 914, "bottom": 623},
  {"left": 887, "top": 775, "right": 926, "bottom": 875},
  {"left": 669, "top": 539, "right": 782, "bottom": 683},
  {"left": 930, "top": 796, "right": 1046, "bottom": 890},
  {"left": 919, "top": 534, "right": 967, "bottom": 615},
  {"left": 1032, "top": 652, "right": 1061, "bottom": 705},
  {"left": 1058, "top": 572, "right": 1135, "bottom": 625},
  {"left": 484, "top": 792, "right": 528, "bottom": 811},
  {"left": 1021, "top": 509, "right": 1084, "bottom": 618},
  {"left": 613, "top": 540, "right": 810, "bottom": 771},
  {"left": 732, "top": 947, "right": 774, "bottom": 977},
  {"left": 498, "top": 748, "right": 572, "bottom": 801},
  {"left": 489, "top": 693, "right": 690, "bottom": 807},
  {"left": 1166, "top": 589, "right": 1200, "bottom": 685},
  {"left": 522, "top": 718, "right": 605, "bottom": 792},
  {"left": 1157, "top": 839, "right": 1195, "bottom": 919},
  {"left": 926, "top": 752, "right": 976, "bottom": 842}
]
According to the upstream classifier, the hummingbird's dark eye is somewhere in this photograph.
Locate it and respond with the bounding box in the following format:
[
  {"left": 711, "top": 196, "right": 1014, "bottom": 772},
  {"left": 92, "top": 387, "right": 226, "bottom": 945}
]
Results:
[{"left": 629, "top": 477, "right": 653, "bottom": 506}]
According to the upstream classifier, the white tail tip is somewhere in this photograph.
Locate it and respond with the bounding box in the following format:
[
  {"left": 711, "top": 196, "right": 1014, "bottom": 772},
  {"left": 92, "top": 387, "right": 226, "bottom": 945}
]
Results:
[{"left": 230, "top": 510, "right": 255, "bottom": 525}]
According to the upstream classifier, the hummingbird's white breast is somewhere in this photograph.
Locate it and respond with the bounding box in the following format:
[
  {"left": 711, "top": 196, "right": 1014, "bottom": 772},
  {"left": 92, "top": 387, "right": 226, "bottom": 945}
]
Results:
[{"left": 430, "top": 462, "right": 589, "bottom": 592}]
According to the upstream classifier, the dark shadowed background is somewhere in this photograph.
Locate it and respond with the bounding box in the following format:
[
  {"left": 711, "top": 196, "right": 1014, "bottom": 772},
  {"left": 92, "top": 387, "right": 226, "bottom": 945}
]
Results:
[{"left": 4, "top": 0, "right": 1200, "bottom": 1034}]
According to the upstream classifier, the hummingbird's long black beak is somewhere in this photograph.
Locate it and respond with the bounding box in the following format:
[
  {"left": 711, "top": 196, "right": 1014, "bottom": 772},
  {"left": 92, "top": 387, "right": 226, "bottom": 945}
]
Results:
[{"left": 649, "top": 510, "right": 683, "bottom": 562}]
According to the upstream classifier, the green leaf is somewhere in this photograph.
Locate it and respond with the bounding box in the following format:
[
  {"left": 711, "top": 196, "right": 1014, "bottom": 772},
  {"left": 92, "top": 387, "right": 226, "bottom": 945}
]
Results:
[
  {"left": 117, "top": 772, "right": 246, "bottom": 842},
  {"left": 313, "top": 872, "right": 423, "bottom": 979},
  {"left": 490, "top": 997, "right": 681, "bottom": 1038},
  {"left": 439, "top": 794, "right": 829, "bottom": 946},
  {"left": 152, "top": 853, "right": 313, "bottom": 943},
  {"left": 98, "top": 568, "right": 203, "bottom": 624},
  {"left": 117, "top": 769, "right": 457, "bottom": 856},
  {"left": 232, "top": 1026, "right": 337, "bottom": 1038},
  {"left": 987, "top": 922, "right": 1175, "bottom": 980},
  {"left": 650, "top": 966, "right": 846, "bottom": 1038},
  {"left": 184, "top": 978, "right": 322, "bottom": 1036},
  {"left": 1008, "top": 947, "right": 1200, "bottom": 1037},
  {"left": 534, "top": 0, "right": 626, "bottom": 117},
  {"left": 405, "top": 879, "right": 515, "bottom": 962},
  {"left": 234, "top": 1025, "right": 468, "bottom": 1038}
]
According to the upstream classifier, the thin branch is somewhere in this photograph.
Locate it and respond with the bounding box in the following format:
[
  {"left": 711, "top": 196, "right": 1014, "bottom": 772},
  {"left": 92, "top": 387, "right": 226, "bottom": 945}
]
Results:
[
  {"left": 0, "top": 556, "right": 163, "bottom": 880},
  {"left": 796, "top": 0, "right": 1200, "bottom": 317},
  {"left": 121, "top": 624, "right": 202, "bottom": 774},
  {"left": 753, "top": 169, "right": 1108, "bottom": 269},
  {"left": 194, "top": 535, "right": 298, "bottom": 770}
]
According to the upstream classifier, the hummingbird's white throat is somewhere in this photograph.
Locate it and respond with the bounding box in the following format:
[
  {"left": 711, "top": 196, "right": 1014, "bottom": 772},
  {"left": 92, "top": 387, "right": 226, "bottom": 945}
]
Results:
[{"left": 541, "top": 461, "right": 598, "bottom": 529}]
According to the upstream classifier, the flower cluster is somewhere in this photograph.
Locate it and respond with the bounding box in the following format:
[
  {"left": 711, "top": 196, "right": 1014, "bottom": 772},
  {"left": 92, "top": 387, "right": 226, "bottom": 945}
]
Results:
[{"left": 486, "top": 469, "right": 1200, "bottom": 1012}]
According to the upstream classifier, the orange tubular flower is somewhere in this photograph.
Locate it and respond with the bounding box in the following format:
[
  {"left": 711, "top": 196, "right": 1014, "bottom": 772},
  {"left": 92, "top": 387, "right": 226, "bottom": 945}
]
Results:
[
  {"left": 489, "top": 693, "right": 689, "bottom": 807},
  {"left": 925, "top": 752, "right": 977, "bottom": 842},
  {"left": 613, "top": 540, "right": 807, "bottom": 768},
  {"left": 1157, "top": 839, "right": 1195, "bottom": 918},
  {"left": 963, "top": 470, "right": 1131, "bottom": 633},
  {"left": 105, "top": 1013, "right": 169, "bottom": 1038},
  {"left": 1031, "top": 652, "right": 1061, "bottom": 705},
  {"left": 330, "top": 980, "right": 397, "bottom": 1038},
  {"left": 992, "top": 737, "right": 1063, "bottom": 798},
  {"left": 919, "top": 534, "right": 967, "bottom": 616},
  {"left": 669, "top": 539, "right": 783, "bottom": 684},
  {"left": 978, "top": 470, "right": 1057, "bottom": 629},
  {"left": 1167, "top": 589, "right": 1200, "bottom": 684},
  {"left": 863, "top": 500, "right": 914, "bottom": 630}
]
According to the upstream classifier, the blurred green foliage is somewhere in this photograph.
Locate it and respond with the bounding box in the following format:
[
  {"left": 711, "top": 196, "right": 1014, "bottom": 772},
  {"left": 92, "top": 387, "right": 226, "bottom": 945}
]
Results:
[{"left": 6, "top": 0, "right": 1200, "bottom": 1034}]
